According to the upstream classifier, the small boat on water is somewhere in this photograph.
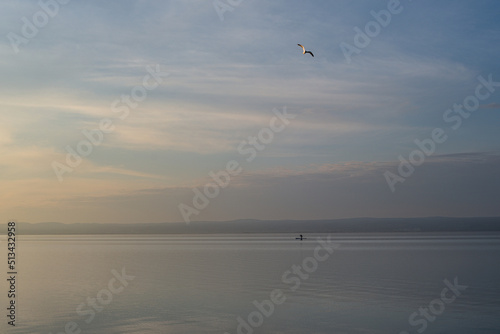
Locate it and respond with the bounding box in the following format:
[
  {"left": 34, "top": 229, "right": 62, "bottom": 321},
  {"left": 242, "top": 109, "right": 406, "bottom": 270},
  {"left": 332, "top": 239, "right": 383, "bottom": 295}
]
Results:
[{"left": 295, "top": 234, "right": 307, "bottom": 240}]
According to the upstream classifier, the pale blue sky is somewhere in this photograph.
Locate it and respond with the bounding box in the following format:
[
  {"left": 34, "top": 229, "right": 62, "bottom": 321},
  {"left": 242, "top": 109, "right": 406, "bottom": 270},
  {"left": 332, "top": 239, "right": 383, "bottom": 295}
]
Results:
[{"left": 1, "top": 0, "right": 499, "bottom": 223}]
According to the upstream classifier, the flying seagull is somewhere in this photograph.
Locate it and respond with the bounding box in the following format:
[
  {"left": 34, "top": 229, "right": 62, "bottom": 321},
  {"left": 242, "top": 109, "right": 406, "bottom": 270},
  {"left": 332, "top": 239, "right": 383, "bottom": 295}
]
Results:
[{"left": 297, "top": 44, "right": 314, "bottom": 57}]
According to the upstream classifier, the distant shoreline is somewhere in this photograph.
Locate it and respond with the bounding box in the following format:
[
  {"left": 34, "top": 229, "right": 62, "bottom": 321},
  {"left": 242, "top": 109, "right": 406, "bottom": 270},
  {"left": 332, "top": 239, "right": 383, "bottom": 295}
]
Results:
[{"left": 4, "top": 217, "right": 500, "bottom": 235}]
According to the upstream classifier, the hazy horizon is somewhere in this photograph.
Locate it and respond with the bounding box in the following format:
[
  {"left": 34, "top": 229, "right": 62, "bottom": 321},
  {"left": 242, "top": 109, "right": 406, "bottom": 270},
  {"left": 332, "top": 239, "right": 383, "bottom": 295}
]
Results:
[
  {"left": 14, "top": 215, "right": 500, "bottom": 225},
  {"left": 9, "top": 217, "right": 500, "bottom": 236}
]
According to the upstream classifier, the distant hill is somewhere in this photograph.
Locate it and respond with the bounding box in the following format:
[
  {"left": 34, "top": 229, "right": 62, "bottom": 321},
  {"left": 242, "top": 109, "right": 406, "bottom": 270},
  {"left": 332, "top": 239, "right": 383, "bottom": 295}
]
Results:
[{"left": 6, "top": 217, "right": 500, "bottom": 235}]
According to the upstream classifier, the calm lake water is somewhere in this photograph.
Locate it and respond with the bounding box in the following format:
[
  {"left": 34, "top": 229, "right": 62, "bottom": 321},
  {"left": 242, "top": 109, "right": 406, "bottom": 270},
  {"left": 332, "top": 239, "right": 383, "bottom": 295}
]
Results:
[{"left": 2, "top": 233, "right": 500, "bottom": 334}]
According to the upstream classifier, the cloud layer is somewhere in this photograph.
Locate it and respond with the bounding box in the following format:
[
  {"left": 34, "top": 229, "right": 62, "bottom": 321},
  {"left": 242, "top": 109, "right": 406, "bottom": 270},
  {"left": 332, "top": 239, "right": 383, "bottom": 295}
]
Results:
[{"left": 1, "top": 0, "right": 499, "bottom": 223}]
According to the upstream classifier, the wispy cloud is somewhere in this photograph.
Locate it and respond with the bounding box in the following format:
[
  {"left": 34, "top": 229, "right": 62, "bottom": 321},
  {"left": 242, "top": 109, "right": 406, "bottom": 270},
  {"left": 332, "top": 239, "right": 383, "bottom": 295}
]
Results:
[
  {"left": 480, "top": 103, "right": 500, "bottom": 109},
  {"left": 17, "top": 152, "right": 497, "bottom": 223}
]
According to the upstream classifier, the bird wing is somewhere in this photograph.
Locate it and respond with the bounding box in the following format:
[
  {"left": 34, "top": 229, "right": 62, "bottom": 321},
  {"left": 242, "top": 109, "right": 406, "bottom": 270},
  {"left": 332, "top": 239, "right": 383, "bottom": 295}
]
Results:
[
  {"left": 308, "top": 51, "right": 314, "bottom": 57},
  {"left": 297, "top": 44, "right": 306, "bottom": 53}
]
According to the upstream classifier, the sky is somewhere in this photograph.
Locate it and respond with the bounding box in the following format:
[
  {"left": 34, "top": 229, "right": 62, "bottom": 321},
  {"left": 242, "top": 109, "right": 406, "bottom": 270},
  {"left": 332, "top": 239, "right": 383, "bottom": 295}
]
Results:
[{"left": 1, "top": 0, "right": 499, "bottom": 224}]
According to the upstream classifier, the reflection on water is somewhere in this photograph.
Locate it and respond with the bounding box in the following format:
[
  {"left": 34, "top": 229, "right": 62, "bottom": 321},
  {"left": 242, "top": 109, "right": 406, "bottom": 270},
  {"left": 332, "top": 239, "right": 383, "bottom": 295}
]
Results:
[{"left": 1, "top": 233, "right": 499, "bottom": 333}]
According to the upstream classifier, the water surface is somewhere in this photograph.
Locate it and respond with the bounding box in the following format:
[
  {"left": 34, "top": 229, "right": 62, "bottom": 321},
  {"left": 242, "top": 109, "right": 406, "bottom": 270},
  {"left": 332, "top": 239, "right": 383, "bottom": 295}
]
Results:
[{"left": 2, "top": 233, "right": 499, "bottom": 333}]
